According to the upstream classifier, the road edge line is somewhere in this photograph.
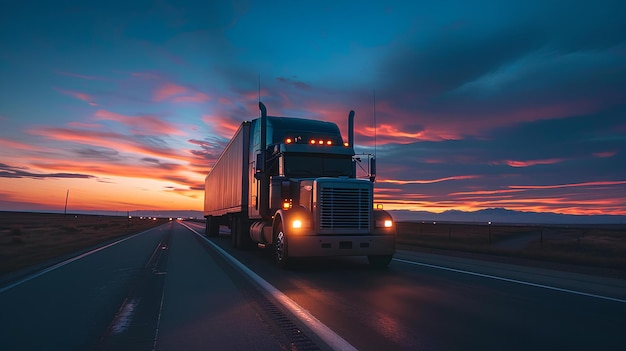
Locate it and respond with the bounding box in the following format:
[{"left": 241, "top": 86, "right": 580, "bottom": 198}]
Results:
[
  {"left": 181, "top": 222, "right": 358, "bottom": 351},
  {"left": 393, "top": 258, "right": 626, "bottom": 304}
]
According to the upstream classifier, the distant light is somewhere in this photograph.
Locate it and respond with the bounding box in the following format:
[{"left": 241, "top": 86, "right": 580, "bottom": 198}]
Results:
[{"left": 153, "top": 217, "right": 157, "bottom": 221}]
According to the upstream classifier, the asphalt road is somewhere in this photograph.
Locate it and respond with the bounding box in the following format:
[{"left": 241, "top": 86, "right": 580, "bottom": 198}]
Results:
[{"left": 1, "top": 221, "right": 625, "bottom": 350}]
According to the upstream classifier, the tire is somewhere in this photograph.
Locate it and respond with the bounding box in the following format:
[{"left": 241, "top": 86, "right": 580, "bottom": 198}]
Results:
[
  {"left": 367, "top": 255, "right": 392, "bottom": 268},
  {"left": 231, "top": 216, "right": 252, "bottom": 249},
  {"left": 273, "top": 222, "right": 289, "bottom": 268}
]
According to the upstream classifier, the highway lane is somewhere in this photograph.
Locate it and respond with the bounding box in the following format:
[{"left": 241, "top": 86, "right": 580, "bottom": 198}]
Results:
[
  {"left": 0, "top": 222, "right": 329, "bottom": 350},
  {"left": 2, "top": 220, "right": 625, "bottom": 350},
  {"left": 184, "top": 222, "right": 626, "bottom": 351},
  {"left": 0, "top": 224, "right": 170, "bottom": 349}
]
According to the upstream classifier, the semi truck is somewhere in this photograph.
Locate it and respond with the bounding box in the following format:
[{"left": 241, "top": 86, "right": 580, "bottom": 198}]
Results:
[{"left": 204, "top": 102, "right": 395, "bottom": 267}]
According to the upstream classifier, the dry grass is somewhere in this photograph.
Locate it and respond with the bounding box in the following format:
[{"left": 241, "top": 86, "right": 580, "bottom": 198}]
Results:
[
  {"left": 396, "top": 221, "right": 626, "bottom": 270},
  {"left": 0, "top": 211, "right": 168, "bottom": 275}
]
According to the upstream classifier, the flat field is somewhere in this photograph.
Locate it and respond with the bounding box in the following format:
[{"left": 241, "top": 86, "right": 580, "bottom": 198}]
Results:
[
  {"left": 396, "top": 221, "right": 626, "bottom": 272},
  {"left": 1, "top": 212, "right": 625, "bottom": 277},
  {"left": 0, "top": 211, "right": 167, "bottom": 274}
]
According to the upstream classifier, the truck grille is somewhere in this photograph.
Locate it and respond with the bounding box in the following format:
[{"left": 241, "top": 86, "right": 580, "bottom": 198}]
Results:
[{"left": 319, "top": 186, "right": 370, "bottom": 231}]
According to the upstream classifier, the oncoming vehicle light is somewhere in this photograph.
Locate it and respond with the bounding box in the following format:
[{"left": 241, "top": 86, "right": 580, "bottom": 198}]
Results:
[
  {"left": 292, "top": 219, "right": 302, "bottom": 229},
  {"left": 384, "top": 219, "right": 393, "bottom": 228}
]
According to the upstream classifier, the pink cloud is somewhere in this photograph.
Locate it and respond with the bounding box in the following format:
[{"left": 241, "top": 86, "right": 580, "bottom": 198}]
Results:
[
  {"left": 593, "top": 151, "right": 616, "bottom": 158},
  {"left": 153, "top": 83, "right": 188, "bottom": 101},
  {"left": 55, "top": 87, "right": 99, "bottom": 106},
  {"left": 201, "top": 114, "right": 241, "bottom": 138},
  {"left": 94, "top": 109, "right": 185, "bottom": 136},
  {"left": 172, "top": 92, "right": 210, "bottom": 103},
  {"left": 0, "top": 138, "right": 42, "bottom": 151},
  {"left": 509, "top": 180, "right": 626, "bottom": 190}
]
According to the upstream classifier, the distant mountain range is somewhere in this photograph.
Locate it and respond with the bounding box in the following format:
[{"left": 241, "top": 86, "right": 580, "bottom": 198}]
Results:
[{"left": 389, "top": 208, "right": 626, "bottom": 225}]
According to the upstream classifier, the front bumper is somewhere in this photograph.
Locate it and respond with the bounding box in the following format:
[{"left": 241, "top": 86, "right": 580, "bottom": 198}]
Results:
[{"left": 287, "top": 234, "right": 396, "bottom": 257}]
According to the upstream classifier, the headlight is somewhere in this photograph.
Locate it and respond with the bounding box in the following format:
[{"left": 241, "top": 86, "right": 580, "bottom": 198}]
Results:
[
  {"left": 292, "top": 219, "right": 302, "bottom": 229},
  {"left": 384, "top": 219, "right": 393, "bottom": 228}
]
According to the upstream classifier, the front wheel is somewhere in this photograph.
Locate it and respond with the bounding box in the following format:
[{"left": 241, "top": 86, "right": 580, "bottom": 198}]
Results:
[
  {"left": 367, "top": 255, "right": 392, "bottom": 268},
  {"left": 273, "top": 223, "right": 289, "bottom": 268}
]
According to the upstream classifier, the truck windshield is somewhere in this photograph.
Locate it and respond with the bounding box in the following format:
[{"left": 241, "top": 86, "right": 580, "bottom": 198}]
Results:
[{"left": 283, "top": 154, "right": 352, "bottom": 177}]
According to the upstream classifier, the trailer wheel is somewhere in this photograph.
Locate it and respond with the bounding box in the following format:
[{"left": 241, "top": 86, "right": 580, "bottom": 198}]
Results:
[
  {"left": 367, "top": 255, "right": 392, "bottom": 269},
  {"left": 273, "top": 222, "right": 289, "bottom": 268}
]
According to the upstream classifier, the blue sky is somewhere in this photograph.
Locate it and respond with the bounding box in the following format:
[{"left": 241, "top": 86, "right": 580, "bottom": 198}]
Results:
[{"left": 1, "top": 0, "right": 625, "bottom": 215}]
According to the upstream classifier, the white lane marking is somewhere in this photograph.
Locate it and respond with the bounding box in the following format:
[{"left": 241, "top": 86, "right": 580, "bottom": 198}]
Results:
[
  {"left": 393, "top": 258, "right": 626, "bottom": 304},
  {"left": 181, "top": 222, "right": 358, "bottom": 351},
  {"left": 0, "top": 229, "right": 154, "bottom": 294},
  {"left": 111, "top": 298, "right": 140, "bottom": 334}
]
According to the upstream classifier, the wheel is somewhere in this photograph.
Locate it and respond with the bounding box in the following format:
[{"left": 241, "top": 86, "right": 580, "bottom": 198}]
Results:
[
  {"left": 367, "top": 255, "right": 392, "bottom": 268},
  {"left": 273, "top": 222, "right": 289, "bottom": 268},
  {"left": 231, "top": 216, "right": 252, "bottom": 249}
]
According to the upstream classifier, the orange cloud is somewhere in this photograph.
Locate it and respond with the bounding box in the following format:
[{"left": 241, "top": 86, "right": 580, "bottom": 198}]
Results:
[
  {"left": 503, "top": 158, "right": 565, "bottom": 167},
  {"left": 378, "top": 175, "right": 479, "bottom": 185}
]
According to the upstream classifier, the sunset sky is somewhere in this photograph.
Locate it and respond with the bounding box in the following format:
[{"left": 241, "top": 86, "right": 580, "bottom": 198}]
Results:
[{"left": 1, "top": 0, "right": 625, "bottom": 216}]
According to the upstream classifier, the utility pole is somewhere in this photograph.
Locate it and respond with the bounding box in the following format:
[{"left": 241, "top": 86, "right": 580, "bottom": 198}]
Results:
[{"left": 64, "top": 189, "right": 69, "bottom": 215}]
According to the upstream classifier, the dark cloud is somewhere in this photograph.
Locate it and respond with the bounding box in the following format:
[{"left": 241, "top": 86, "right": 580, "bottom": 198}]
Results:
[{"left": 0, "top": 163, "right": 94, "bottom": 179}]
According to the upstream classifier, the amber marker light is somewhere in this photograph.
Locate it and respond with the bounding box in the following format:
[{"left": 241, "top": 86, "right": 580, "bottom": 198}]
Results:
[
  {"left": 292, "top": 219, "right": 302, "bottom": 229},
  {"left": 310, "top": 139, "right": 316, "bottom": 144},
  {"left": 344, "top": 142, "right": 349, "bottom": 147},
  {"left": 282, "top": 200, "right": 292, "bottom": 210},
  {"left": 326, "top": 140, "right": 332, "bottom": 145},
  {"left": 286, "top": 138, "right": 293, "bottom": 144}
]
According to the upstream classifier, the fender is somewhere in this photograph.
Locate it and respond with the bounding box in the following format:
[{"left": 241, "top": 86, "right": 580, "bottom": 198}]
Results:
[
  {"left": 273, "top": 205, "right": 314, "bottom": 238},
  {"left": 372, "top": 209, "right": 396, "bottom": 236}
]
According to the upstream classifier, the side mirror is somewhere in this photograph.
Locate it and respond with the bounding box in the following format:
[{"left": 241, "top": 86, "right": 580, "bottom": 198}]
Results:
[
  {"left": 369, "top": 157, "right": 376, "bottom": 182},
  {"left": 254, "top": 153, "right": 264, "bottom": 180}
]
